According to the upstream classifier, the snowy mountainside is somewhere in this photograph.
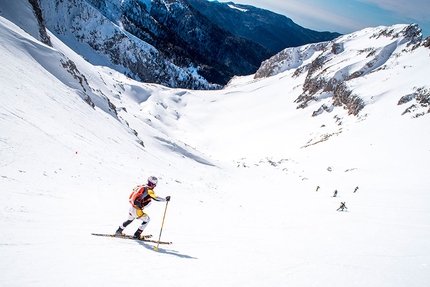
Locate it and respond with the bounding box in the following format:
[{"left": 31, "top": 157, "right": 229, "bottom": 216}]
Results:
[
  {"left": 38, "top": 0, "right": 220, "bottom": 90},
  {"left": 18, "top": 0, "right": 340, "bottom": 88},
  {"left": 0, "top": 13, "right": 216, "bottom": 207},
  {"left": 255, "top": 24, "right": 430, "bottom": 117},
  {"left": 36, "top": 0, "right": 270, "bottom": 88},
  {"left": 1, "top": 10, "right": 430, "bottom": 287},
  {"left": 0, "top": 0, "right": 50, "bottom": 45}
]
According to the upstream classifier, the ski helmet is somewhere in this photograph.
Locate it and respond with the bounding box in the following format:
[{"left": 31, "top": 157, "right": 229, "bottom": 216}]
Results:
[{"left": 148, "top": 176, "right": 158, "bottom": 187}]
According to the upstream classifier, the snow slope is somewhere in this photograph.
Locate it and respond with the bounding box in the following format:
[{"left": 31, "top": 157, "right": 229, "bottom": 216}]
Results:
[{"left": 1, "top": 12, "right": 430, "bottom": 287}]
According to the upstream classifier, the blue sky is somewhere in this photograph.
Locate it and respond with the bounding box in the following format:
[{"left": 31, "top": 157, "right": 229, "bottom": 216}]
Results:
[{"left": 209, "top": 0, "right": 430, "bottom": 37}]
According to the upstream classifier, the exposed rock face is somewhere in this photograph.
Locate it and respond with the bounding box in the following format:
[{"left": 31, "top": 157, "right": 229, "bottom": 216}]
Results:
[
  {"left": 254, "top": 42, "right": 331, "bottom": 79},
  {"left": 28, "top": 0, "right": 52, "bottom": 46},
  {"left": 398, "top": 87, "right": 430, "bottom": 118},
  {"left": 146, "top": 0, "right": 273, "bottom": 85},
  {"left": 331, "top": 83, "right": 365, "bottom": 116},
  {"left": 422, "top": 36, "right": 430, "bottom": 48},
  {"left": 255, "top": 24, "right": 428, "bottom": 117}
]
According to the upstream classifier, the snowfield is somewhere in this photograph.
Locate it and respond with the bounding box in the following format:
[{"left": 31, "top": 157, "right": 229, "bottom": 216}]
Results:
[{"left": 1, "top": 5, "right": 430, "bottom": 287}]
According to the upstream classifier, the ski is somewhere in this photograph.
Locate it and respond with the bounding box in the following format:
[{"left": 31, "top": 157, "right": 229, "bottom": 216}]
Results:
[
  {"left": 91, "top": 233, "right": 153, "bottom": 239},
  {"left": 91, "top": 233, "right": 172, "bottom": 245}
]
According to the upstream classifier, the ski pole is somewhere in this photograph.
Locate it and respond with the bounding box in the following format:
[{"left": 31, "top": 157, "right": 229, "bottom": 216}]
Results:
[{"left": 154, "top": 200, "right": 169, "bottom": 251}]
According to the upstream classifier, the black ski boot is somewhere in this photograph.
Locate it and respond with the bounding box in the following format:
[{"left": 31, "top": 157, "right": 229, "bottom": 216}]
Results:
[
  {"left": 115, "top": 227, "right": 124, "bottom": 236},
  {"left": 133, "top": 229, "right": 143, "bottom": 239},
  {"left": 115, "top": 220, "right": 133, "bottom": 236}
]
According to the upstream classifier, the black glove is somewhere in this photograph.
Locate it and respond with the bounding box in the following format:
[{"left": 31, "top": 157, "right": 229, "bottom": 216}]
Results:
[{"left": 166, "top": 196, "right": 171, "bottom": 202}]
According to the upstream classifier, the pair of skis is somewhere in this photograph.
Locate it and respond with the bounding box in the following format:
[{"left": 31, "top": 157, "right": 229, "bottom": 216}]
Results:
[
  {"left": 95, "top": 198, "right": 172, "bottom": 250},
  {"left": 91, "top": 233, "right": 172, "bottom": 245}
]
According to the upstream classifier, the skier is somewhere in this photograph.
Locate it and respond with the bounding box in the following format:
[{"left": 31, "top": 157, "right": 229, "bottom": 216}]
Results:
[
  {"left": 337, "top": 202, "right": 347, "bottom": 211},
  {"left": 115, "top": 176, "right": 171, "bottom": 239},
  {"left": 333, "top": 189, "right": 338, "bottom": 197}
]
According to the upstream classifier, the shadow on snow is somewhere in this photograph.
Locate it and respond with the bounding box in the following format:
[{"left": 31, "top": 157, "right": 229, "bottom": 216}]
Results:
[{"left": 137, "top": 241, "right": 198, "bottom": 259}]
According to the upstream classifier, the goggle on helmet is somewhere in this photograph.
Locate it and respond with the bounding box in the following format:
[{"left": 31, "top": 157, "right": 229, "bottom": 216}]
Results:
[{"left": 147, "top": 176, "right": 158, "bottom": 187}]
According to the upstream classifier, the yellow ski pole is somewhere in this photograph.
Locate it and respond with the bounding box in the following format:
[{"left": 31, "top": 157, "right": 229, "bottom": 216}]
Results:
[{"left": 154, "top": 200, "right": 169, "bottom": 251}]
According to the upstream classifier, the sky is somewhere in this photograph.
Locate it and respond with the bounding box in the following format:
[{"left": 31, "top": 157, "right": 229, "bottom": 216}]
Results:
[{"left": 210, "top": 0, "right": 430, "bottom": 37}]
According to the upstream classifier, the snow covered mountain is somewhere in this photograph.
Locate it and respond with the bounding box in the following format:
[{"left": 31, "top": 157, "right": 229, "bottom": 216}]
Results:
[
  {"left": 20, "top": 0, "right": 340, "bottom": 88},
  {"left": 35, "top": 0, "right": 264, "bottom": 88},
  {"left": 38, "top": 0, "right": 222, "bottom": 90},
  {"left": 255, "top": 24, "right": 430, "bottom": 118},
  {"left": 1, "top": 2, "right": 430, "bottom": 287},
  {"left": 187, "top": 0, "right": 341, "bottom": 53}
]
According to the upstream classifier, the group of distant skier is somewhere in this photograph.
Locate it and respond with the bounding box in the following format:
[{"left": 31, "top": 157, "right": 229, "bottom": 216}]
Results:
[{"left": 315, "top": 185, "right": 360, "bottom": 211}]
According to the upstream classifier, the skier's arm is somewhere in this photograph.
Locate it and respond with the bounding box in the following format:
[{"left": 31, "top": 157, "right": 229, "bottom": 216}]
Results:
[{"left": 148, "top": 190, "right": 170, "bottom": 202}]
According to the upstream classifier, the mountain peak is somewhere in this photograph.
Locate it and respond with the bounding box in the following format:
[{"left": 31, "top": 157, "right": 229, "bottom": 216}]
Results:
[{"left": 253, "top": 24, "right": 429, "bottom": 117}]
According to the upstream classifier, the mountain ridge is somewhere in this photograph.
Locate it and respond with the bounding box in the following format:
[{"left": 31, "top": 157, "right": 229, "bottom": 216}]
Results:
[
  {"left": 30, "top": 0, "right": 340, "bottom": 88},
  {"left": 253, "top": 24, "right": 429, "bottom": 118},
  {"left": 187, "top": 0, "right": 341, "bottom": 53}
]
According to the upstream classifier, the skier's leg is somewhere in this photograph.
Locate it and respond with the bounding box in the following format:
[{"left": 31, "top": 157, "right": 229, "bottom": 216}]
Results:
[
  {"left": 115, "top": 206, "right": 138, "bottom": 235},
  {"left": 121, "top": 219, "right": 134, "bottom": 228},
  {"left": 134, "top": 214, "right": 151, "bottom": 238},
  {"left": 116, "top": 219, "right": 133, "bottom": 235}
]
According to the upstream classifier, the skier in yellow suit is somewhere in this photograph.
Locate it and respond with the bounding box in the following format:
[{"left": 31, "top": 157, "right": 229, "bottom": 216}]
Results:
[{"left": 115, "top": 176, "right": 170, "bottom": 239}]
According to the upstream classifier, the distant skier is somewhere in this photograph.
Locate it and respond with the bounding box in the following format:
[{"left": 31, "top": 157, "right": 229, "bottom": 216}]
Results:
[
  {"left": 316, "top": 186, "right": 320, "bottom": 191},
  {"left": 333, "top": 189, "right": 338, "bottom": 197},
  {"left": 115, "top": 176, "right": 171, "bottom": 239},
  {"left": 354, "top": 186, "right": 359, "bottom": 193},
  {"left": 337, "top": 202, "right": 347, "bottom": 211}
]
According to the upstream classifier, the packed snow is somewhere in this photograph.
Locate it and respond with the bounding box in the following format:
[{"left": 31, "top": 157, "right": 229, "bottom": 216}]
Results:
[{"left": 1, "top": 8, "right": 430, "bottom": 287}]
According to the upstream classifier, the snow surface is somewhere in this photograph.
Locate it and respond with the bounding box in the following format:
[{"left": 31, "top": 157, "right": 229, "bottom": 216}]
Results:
[
  {"left": 1, "top": 11, "right": 430, "bottom": 287},
  {"left": 227, "top": 4, "right": 248, "bottom": 12}
]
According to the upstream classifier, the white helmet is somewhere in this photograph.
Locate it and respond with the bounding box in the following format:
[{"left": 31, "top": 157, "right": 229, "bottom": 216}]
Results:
[{"left": 148, "top": 176, "right": 158, "bottom": 187}]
